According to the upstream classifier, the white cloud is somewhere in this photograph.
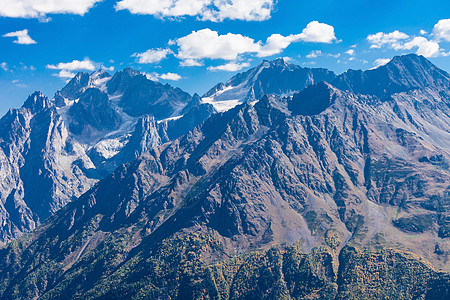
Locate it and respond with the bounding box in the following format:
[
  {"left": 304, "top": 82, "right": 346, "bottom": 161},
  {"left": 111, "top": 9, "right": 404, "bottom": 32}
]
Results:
[
  {"left": 305, "top": 51, "right": 341, "bottom": 58},
  {"left": 306, "top": 50, "right": 323, "bottom": 58},
  {"left": 207, "top": 62, "right": 250, "bottom": 72},
  {"left": 116, "top": 0, "right": 210, "bottom": 17},
  {"left": 345, "top": 49, "right": 355, "bottom": 55},
  {"left": 367, "top": 29, "right": 446, "bottom": 58},
  {"left": 53, "top": 70, "right": 77, "bottom": 79},
  {"left": 132, "top": 48, "right": 172, "bottom": 64},
  {"left": 180, "top": 58, "right": 203, "bottom": 67},
  {"left": 419, "top": 29, "right": 427, "bottom": 35},
  {"left": 433, "top": 18, "right": 450, "bottom": 42},
  {"left": 159, "top": 72, "right": 182, "bottom": 80},
  {"left": 0, "top": 0, "right": 102, "bottom": 18},
  {"left": 46, "top": 59, "right": 96, "bottom": 71},
  {"left": 3, "top": 29, "right": 36, "bottom": 44},
  {"left": 174, "top": 23, "right": 338, "bottom": 65},
  {"left": 203, "top": 0, "right": 274, "bottom": 22},
  {"left": 257, "top": 34, "right": 298, "bottom": 57},
  {"left": 175, "top": 28, "right": 260, "bottom": 61},
  {"left": 401, "top": 37, "right": 441, "bottom": 58},
  {"left": 47, "top": 58, "right": 114, "bottom": 81},
  {"left": 145, "top": 71, "right": 182, "bottom": 81},
  {"left": 115, "top": 0, "right": 275, "bottom": 22},
  {"left": 367, "top": 30, "right": 409, "bottom": 49},
  {"left": 372, "top": 58, "right": 391, "bottom": 69},
  {"left": 0, "top": 62, "right": 8, "bottom": 71},
  {"left": 144, "top": 72, "right": 159, "bottom": 81},
  {"left": 296, "top": 21, "right": 337, "bottom": 43}
]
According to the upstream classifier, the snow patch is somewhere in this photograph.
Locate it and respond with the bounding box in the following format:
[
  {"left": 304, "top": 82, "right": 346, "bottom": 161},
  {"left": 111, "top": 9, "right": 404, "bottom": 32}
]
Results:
[
  {"left": 94, "top": 137, "right": 129, "bottom": 159},
  {"left": 157, "top": 115, "right": 183, "bottom": 124}
]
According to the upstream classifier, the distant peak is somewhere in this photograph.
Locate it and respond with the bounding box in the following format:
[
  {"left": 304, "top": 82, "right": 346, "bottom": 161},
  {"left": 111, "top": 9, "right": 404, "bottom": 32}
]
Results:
[
  {"left": 90, "top": 69, "right": 111, "bottom": 79},
  {"left": 272, "top": 57, "right": 287, "bottom": 65},
  {"left": 74, "top": 71, "right": 90, "bottom": 79},
  {"left": 256, "top": 60, "right": 271, "bottom": 69},
  {"left": 67, "top": 72, "right": 90, "bottom": 85},
  {"left": 333, "top": 53, "right": 450, "bottom": 99},
  {"left": 91, "top": 68, "right": 106, "bottom": 74},
  {"left": 22, "top": 91, "right": 52, "bottom": 113},
  {"left": 122, "top": 67, "right": 141, "bottom": 77},
  {"left": 391, "top": 53, "right": 423, "bottom": 62},
  {"left": 29, "top": 91, "right": 45, "bottom": 98},
  {"left": 383, "top": 54, "right": 432, "bottom": 69}
]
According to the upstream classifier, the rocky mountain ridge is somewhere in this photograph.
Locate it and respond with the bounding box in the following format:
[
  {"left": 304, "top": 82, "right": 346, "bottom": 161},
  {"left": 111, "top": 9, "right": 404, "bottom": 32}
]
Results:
[
  {"left": 204, "top": 53, "right": 450, "bottom": 110},
  {"left": 1, "top": 56, "right": 382, "bottom": 246},
  {"left": 0, "top": 54, "right": 448, "bottom": 299},
  {"left": 0, "top": 69, "right": 215, "bottom": 245}
]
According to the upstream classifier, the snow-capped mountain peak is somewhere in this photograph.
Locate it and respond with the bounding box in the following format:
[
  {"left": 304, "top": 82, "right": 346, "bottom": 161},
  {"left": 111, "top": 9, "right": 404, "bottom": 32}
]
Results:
[{"left": 201, "top": 57, "right": 336, "bottom": 112}]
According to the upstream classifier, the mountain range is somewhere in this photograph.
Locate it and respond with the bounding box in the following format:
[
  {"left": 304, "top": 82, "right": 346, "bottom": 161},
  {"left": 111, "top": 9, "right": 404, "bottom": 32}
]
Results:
[{"left": 0, "top": 54, "right": 449, "bottom": 299}]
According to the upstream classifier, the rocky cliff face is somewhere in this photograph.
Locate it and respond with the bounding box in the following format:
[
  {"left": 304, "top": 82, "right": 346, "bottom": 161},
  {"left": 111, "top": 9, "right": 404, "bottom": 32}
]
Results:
[
  {"left": 0, "top": 54, "right": 448, "bottom": 299},
  {"left": 0, "top": 69, "right": 215, "bottom": 245},
  {"left": 0, "top": 92, "right": 97, "bottom": 243}
]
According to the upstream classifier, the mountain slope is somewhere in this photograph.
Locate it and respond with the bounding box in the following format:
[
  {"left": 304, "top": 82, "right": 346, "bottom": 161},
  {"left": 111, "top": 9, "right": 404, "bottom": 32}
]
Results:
[
  {"left": 0, "top": 69, "right": 215, "bottom": 245},
  {"left": 202, "top": 58, "right": 336, "bottom": 111},
  {"left": 333, "top": 54, "right": 450, "bottom": 99},
  {"left": 0, "top": 58, "right": 351, "bottom": 245},
  {"left": 0, "top": 54, "right": 448, "bottom": 299}
]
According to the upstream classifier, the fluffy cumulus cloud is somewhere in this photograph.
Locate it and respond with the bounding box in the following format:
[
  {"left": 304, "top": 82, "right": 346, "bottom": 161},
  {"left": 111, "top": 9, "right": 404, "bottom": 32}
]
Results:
[
  {"left": 175, "top": 28, "right": 260, "bottom": 62},
  {"left": 367, "top": 30, "right": 409, "bottom": 49},
  {"left": 306, "top": 50, "right": 323, "bottom": 58},
  {"left": 401, "top": 37, "right": 441, "bottom": 58},
  {"left": 47, "top": 58, "right": 114, "bottom": 80},
  {"left": 145, "top": 72, "right": 182, "bottom": 81},
  {"left": 173, "top": 22, "right": 337, "bottom": 65},
  {"left": 367, "top": 29, "right": 446, "bottom": 58},
  {"left": 296, "top": 21, "right": 337, "bottom": 43},
  {"left": 180, "top": 59, "right": 203, "bottom": 67},
  {"left": 159, "top": 72, "right": 182, "bottom": 80},
  {"left": 0, "top": 62, "right": 8, "bottom": 71},
  {"left": 257, "top": 21, "right": 338, "bottom": 55},
  {"left": 203, "top": 0, "right": 274, "bottom": 22},
  {"left": 115, "top": 0, "right": 274, "bottom": 22},
  {"left": 345, "top": 49, "right": 355, "bottom": 56},
  {"left": 132, "top": 48, "right": 172, "bottom": 64},
  {"left": 257, "top": 34, "right": 299, "bottom": 57},
  {"left": 3, "top": 29, "right": 36, "bottom": 44},
  {"left": 433, "top": 18, "right": 450, "bottom": 42},
  {"left": 53, "top": 70, "right": 77, "bottom": 79},
  {"left": 46, "top": 59, "right": 97, "bottom": 71},
  {"left": 130, "top": 21, "right": 337, "bottom": 72},
  {"left": 207, "top": 62, "right": 250, "bottom": 72},
  {"left": 0, "top": 0, "right": 102, "bottom": 18}
]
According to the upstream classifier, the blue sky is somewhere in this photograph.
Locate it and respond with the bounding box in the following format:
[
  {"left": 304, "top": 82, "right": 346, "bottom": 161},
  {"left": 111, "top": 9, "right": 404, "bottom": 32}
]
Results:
[{"left": 1, "top": 0, "right": 450, "bottom": 114}]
